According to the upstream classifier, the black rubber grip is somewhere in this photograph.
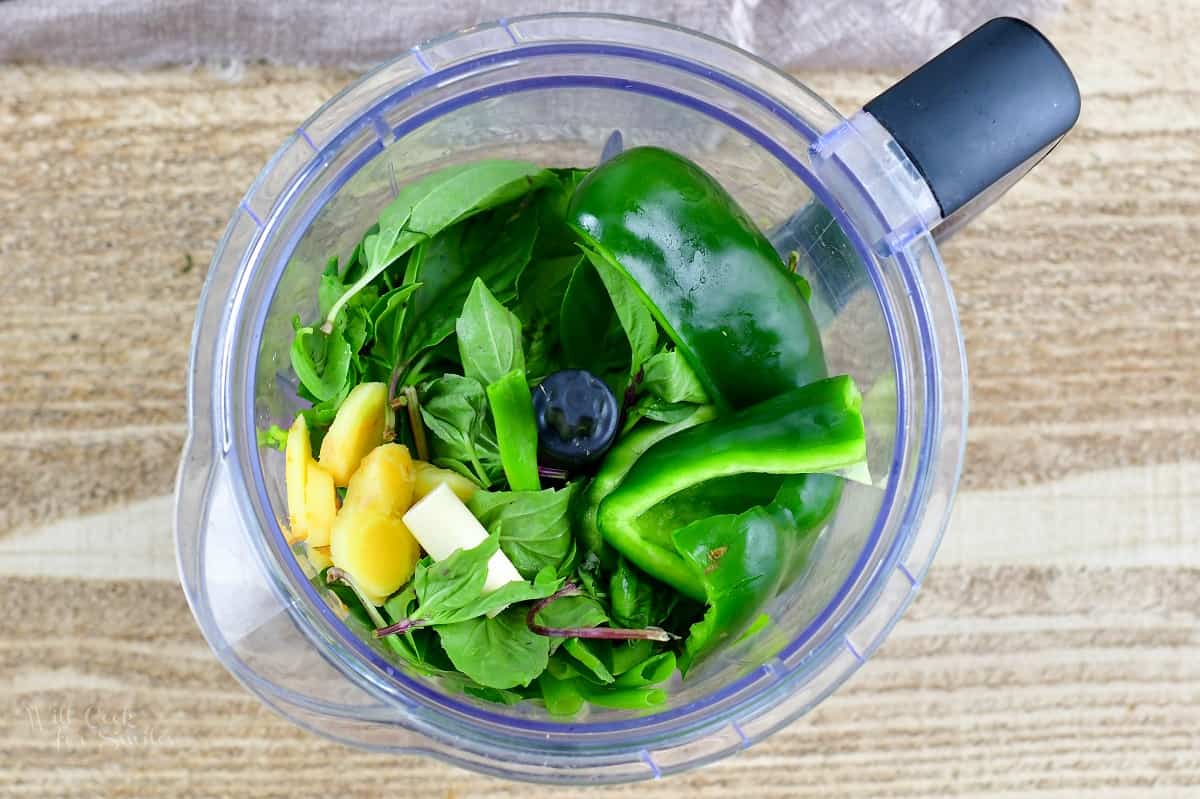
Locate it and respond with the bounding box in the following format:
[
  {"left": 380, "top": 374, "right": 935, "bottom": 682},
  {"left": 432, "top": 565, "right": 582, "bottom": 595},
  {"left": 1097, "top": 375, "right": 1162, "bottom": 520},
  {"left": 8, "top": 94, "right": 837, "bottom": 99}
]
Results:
[{"left": 864, "top": 17, "right": 1081, "bottom": 217}]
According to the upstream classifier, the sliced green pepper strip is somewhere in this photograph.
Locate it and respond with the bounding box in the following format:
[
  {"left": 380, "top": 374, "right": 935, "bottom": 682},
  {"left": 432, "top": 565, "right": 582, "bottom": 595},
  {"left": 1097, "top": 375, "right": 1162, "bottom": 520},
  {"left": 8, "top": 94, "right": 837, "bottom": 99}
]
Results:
[
  {"left": 486, "top": 369, "right": 540, "bottom": 491},
  {"left": 567, "top": 146, "right": 826, "bottom": 412},
  {"left": 674, "top": 473, "right": 842, "bottom": 673},
  {"left": 579, "top": 404, "right": 718, "bottom": 563},
  {"left": 597, "top": 376, "right": 865, "bottom": 601}
]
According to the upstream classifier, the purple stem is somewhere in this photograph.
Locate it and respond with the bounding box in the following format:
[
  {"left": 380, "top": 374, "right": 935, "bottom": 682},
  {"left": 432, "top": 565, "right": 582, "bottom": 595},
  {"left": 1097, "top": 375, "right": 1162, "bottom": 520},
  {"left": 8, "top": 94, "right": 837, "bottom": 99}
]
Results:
[
  {"left": 537, "top": 464, "right": 569, "bottom": 482},
  {"left": 374, "top": 618, "right": 429, "bottom": 638},
  {"left": 526, "top": 583, "right": 676, "bottom": 643}
]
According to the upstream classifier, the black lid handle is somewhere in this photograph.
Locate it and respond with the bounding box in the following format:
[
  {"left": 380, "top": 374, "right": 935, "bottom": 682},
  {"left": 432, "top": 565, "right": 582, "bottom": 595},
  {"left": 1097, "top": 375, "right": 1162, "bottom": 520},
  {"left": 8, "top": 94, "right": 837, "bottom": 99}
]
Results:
[{"left": 864, "top": 17, "right": 1081, "bottom": 219}]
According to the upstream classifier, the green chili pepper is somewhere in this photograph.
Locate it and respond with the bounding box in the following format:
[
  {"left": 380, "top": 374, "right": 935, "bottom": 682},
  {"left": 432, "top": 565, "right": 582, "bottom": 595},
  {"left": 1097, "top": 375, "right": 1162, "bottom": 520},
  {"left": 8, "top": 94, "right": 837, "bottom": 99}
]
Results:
[
  {"left": 596, "top": 375, "right": 866, "bottom": 602},
  {"left": 568, "top": 146, "right": 827, "bottom": 412},
  {"left": 486, "top": 369, "right": 540, "bottom": 491}
]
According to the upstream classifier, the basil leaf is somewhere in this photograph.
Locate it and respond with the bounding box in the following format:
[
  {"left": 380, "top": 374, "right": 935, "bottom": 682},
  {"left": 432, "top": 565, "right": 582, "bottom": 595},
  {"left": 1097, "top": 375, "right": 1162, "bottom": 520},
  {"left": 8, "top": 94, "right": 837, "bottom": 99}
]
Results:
[
  {"left": 456, "top": 278, "right": 525, "bottom": 386},
  {"left": 641, "top": 348, "right": 709, "bottom": 404},
  {"left": 468, "top": 483, "right": 580, "bottom": 579},
  {"left": 531, "top": 594, "right": 609, "bottom": 631},
  {"left": 559, "top": 257, "right": 630, "bottom": 376},
  {"left": 367, "top": 281, "right": 424, "bottom": 367},
  {"left": 419, "top": 374, "right": 502, "bottom": 487},
  {"left": 317, "top": 256, "right": 344, "bottom": 318},
  {"left": 422, "top": 563, "right": 556, "bottom": 623},
  {"left": 515, "top": 255, "right": 579, "bottom": 383},
  {"left": 324, "top": 160, "right": 554, "bottom": 327},
  {"left": 530, "top": 168, "right": 591, "bottom": 260},
  {"left": 413, "top": 535, "right": 498, "bottom": 618},
  {"left": 290, "top": 324, "right": 352, "bottom": 402},
  {"left": 435, "top": 606, "right": 551, "bottom": 689},
  {"left": 401, "top": 207, "right": 539, "bottom": 361},
  {"left": 580, "top": 246, "right": 658, "bottom": 378}
]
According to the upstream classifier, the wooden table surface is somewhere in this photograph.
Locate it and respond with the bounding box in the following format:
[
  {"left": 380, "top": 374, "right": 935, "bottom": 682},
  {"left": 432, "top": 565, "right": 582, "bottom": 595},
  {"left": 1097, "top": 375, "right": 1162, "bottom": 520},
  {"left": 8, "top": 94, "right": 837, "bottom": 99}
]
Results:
[{"left": 2, "top": 1, "right": 1197, "bottom": 795}]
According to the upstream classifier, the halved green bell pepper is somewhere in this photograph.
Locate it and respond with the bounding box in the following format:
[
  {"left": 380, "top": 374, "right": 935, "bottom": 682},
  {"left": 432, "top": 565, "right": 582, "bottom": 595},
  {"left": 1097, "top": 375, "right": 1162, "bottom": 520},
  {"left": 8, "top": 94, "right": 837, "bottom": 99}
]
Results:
[
  {"left": 578, "top": 404, "right": 718, "bottom": 565},
  {"left": 673, "top": 473, "right": 842, "bottom": 672},
  {"left": 596, "top": 375, "right": 866, "bottom": 602},
  {"left": 567, "top": 146, "right": 826, "bottom": 412}
]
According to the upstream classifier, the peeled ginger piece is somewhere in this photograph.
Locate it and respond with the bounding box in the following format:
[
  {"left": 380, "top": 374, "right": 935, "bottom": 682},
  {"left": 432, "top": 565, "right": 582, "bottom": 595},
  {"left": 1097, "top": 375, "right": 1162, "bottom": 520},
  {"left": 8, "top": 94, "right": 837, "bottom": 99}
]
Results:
[{"left": 330, "top": 443, "right": 420, "bottom": 603}]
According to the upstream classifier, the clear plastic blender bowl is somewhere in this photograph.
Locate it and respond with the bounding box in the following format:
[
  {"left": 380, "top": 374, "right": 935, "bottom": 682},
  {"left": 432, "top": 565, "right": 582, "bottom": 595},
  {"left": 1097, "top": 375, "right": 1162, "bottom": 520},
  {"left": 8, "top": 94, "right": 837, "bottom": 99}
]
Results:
[{"left": 175, "top": 14, "right": 1078, "bottom": 783}]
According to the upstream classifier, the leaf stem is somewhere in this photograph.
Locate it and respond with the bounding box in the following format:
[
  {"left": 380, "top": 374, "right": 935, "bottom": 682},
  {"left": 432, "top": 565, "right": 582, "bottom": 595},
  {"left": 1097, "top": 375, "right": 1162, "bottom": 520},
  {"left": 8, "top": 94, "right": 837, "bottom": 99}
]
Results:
[
  {"left": 404, "top": 385, "right": 430, "bottom": 462},
  {"left": 374, "top": 617, "right": 430, "bottom": 638},
  {"left": 325, "top": 568, "right": 389, "bottom": 629},
  {"left": 527, "top": 583, "right": 677, "bottom": 643}
]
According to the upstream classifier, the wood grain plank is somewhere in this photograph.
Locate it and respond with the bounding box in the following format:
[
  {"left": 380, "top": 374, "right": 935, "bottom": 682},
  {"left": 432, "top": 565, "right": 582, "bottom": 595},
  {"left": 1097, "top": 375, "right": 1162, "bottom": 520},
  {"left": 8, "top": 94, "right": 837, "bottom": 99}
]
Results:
[{"left": 2, "top": 566, "right": 1196, "bottom": 797}]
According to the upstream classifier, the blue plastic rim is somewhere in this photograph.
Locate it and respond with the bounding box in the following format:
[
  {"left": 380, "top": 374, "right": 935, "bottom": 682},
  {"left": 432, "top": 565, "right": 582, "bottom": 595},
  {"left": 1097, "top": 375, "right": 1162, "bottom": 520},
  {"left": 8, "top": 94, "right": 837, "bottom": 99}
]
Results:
[{"left": 180, "top": 16, "right": 966, "bottom": 776}]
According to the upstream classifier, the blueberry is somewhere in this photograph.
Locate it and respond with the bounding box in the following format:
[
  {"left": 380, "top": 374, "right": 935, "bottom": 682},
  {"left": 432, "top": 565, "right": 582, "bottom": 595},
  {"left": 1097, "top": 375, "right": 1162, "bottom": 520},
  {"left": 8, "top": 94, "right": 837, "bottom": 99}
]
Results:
[{"left": 532, "top": 370, "right": 619, "bottom": 466}]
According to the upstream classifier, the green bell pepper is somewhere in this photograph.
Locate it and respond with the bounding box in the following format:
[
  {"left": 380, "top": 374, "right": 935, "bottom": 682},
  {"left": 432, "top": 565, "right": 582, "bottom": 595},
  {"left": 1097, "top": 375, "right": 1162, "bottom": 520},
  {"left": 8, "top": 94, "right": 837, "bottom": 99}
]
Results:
[
  {"left": 578, "top": 404, "right": 718, "bottom": 564},
  {"left": 673, "top": 473, "right": 842, "bottom": 672},
  {"left": 596, "top": 375, "right": 866, "bottom": 602},
  {"left": 567, "top": 146, "right": 827, "bottom": 412}
]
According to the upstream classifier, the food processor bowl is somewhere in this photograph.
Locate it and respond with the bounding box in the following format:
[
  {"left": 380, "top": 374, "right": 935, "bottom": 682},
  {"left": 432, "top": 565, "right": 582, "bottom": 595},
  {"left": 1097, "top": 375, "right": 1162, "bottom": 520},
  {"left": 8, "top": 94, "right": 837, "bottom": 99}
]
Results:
[{"left": 175, "top": 14, "right": 1078, "bottom": 783}]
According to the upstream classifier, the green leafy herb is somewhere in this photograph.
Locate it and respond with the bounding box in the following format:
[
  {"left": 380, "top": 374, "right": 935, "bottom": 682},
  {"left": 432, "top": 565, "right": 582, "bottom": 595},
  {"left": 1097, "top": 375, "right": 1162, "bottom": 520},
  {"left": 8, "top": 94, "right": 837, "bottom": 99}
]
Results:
[
  {"left": 514, "top": 255, "right": 579, "bottom": 383},
  {"left": 468, "top": 483, "right": 580, "bottom": 578},
  {"left": 559, "top": 257, "right": 631, "bottom": 376},
  {"left": 400, "top": 208, "right": 539, "bottom": 362},
  {"left": 580, "top": 246, "right": 658, "bottom": 378},
  {"left": 257, "top": 424, "right": 289, "bottom": 451},
  {"left": 368, "top": 281, "right": 424, "bottom": 367},
  {"left": 419, "top": 374, "right": 502, "bottom": 487},
  {"left": 436, "top": 605, "right": 551, "bottom": 689},
  {"left": 324, "top": 160, "right": 554, "bottom": 327},
  {"left": 456, "top": 278, "right": 525, "bottom": 386},
  {"left": 641, "top": 348, "right": 709, "bottom": 404}
]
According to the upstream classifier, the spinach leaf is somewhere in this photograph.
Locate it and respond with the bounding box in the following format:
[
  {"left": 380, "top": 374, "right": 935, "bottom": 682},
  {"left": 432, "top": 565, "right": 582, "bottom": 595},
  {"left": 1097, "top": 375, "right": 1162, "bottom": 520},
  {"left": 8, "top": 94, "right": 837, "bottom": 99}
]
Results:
[
  {"left": 456, "top": 278, "right": 525, "bottom": 386},
  {"left": 419, "top": 374, "right": 502, "bottom": 486},
  {"left": 436, "top": 605, "right": 551, "bottom": 689},
  {"left": 641, "top": 348, "right": 709, "bottom": 404},
  {"left": 324, "top": 160, "right": 554, "bottom": 327},
  {"left": 559, "top": 257, "right": 630, "bottom": 376},
  {"left": 401, "top": 207, "right": 539, "bottom": 362},
  {"left": 580, "top": 246, "right": 658, "bottom": 378},
  {"left": 468, "top": 483, "right": 580, "bottom": 578}
]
